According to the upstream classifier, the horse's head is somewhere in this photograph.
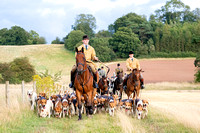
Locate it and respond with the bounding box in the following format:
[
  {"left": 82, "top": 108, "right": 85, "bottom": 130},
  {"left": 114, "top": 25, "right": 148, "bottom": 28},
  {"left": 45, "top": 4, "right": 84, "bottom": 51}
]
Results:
[
  {"left": 102, "top": 76, "right": 108, "bottom": 88},
  {"left": 132, "top": 69, "right": 141, "bottom": 81},
  {"left": 75, "top": 47, "right": 86, "bottom": 75}
]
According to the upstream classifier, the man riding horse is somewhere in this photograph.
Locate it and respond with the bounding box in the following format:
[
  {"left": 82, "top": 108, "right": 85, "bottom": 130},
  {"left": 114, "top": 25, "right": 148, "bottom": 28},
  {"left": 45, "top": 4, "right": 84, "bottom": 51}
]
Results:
[
  {"left": 123, "top": 51, "right": 145, "bottom": 89},
  {"left": 69, "top": 35, "right": 99, "bottom": 89}
]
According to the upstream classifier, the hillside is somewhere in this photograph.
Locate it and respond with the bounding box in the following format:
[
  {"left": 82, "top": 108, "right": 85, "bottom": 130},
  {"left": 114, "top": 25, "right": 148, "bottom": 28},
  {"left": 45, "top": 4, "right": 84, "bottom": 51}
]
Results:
[{"left": 0, "top": 44, "right": 75, "bottom": 84}]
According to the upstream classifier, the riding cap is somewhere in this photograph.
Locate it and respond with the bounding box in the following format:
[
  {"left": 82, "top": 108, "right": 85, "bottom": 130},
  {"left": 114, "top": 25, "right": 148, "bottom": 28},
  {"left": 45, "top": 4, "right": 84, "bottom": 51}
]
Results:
[
  {"left": 129, "top": 51, "right": 134, "bottom": 55},
  {"left": 83, "top": 35, "right": 89, "bottom": 40}
]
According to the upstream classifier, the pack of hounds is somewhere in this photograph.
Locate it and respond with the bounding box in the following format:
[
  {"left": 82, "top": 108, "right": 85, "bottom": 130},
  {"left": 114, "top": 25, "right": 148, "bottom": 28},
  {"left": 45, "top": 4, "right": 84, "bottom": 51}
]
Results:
[{"left": 27, "top": 88, "right": 149, "bottom": 120}]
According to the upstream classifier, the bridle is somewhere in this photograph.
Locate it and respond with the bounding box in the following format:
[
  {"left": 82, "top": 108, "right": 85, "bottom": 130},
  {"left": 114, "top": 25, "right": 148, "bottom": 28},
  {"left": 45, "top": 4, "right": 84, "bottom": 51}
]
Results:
[{"left": 76, "top": 52, "right": 87, "bottom": 74}]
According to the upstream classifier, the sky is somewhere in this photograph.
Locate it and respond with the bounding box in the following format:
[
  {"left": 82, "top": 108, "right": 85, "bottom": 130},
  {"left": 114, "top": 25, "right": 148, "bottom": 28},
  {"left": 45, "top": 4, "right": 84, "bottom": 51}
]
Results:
[{"left": 0, "top": 0, "right": 200, "bottom": 44}]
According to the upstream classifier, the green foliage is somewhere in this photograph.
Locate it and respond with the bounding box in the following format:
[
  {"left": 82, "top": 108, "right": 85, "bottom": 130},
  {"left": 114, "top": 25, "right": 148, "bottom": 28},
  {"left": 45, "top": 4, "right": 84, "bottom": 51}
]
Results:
[
  {"left": 64, "top": 30, "right": 85, "bottom": 51},
  {"left": 95, "top": 30, "right": 112, "bottom": 38},
  {"left": 195, "top": 70, "right": 200, "bottom": 82},
  {"left": 39, "top": 69, "right": 62, "bottom": 82},
  {"left": 194, "top": 50, "right": 200, "bottom": 82},
  {"left": 0, "top": 26, "right": 46, "bottom": 45},
  {"left": 90, "top": 37, "right": 116, "bottom": 62},
  {"left": 51, "top": 37, "right": 63, "bottom": 44},
  {"left": 73, "top": 14, "right": 96, "bottom": 38},
  {"left": 0, "top": 57, "right": 35, "bottom": 84},
  {"left": 109, "top": 27, "right": 141, "bottom": 58}
]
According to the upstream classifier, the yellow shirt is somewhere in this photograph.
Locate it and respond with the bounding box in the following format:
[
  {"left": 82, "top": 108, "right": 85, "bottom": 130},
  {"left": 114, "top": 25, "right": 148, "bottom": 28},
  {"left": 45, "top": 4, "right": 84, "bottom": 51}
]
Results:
[
  {"left": 126, "top": 57, "right": 140, "bottom": 72},
  {"left": 115, "top": 68, "right": 123, "bottom": 74},
  {"left": 77, "top": 44, "right": 96, "bottom": 62}
]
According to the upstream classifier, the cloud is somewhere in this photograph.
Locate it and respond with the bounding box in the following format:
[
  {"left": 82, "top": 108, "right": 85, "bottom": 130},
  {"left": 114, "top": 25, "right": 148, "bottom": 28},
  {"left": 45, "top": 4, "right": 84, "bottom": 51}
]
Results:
[{"left": 0, "top": 0, "right": 199, "bottom": 44}]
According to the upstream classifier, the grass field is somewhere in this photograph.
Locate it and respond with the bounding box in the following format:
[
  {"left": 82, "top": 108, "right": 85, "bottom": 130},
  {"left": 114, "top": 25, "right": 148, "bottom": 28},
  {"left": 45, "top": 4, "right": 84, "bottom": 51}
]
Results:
[
  {"left": 0, "top": 44, "right": 75, "bottom": 84},
  {"left": 0, "top": 44, "right": 199, "bottom": 132}
]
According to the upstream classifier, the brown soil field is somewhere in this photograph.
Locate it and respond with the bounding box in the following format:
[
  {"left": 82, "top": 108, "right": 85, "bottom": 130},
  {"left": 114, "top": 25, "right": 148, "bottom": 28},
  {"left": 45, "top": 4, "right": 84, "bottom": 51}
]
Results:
[{"left": 107, "top": 58, "right": 196, "bottom": 83}]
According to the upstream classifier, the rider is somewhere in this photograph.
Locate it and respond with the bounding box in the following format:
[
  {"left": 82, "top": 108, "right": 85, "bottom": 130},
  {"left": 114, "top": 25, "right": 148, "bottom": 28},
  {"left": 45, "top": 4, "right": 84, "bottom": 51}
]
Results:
[
  {"left": 115, "top": 63, "right": 123, "bottom": 75},
  {"left": 69, "top": 35, "right": 99, "bottom": 89},
  {"left": 123, "top": 51, "right": 145, "bottom": 89},
  {"left": 99, "top": 66, "right": 106, "bottom": 78}
]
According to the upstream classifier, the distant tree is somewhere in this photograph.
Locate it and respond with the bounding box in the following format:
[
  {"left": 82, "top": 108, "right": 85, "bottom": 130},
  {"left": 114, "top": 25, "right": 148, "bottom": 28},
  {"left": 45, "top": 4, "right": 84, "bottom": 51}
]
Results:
[
  {"left": 51, "top": 37, "right": 62, "bottom": 44},
  {"left": 28, "top": 30, "right": 39, "bottom": 44},
  {"left": 155, "top": 0, "right": 191, "bottom": 23},
  {"left": 95, "top": 30, "right": 112, "bottom": 38},
  {"left": 0, "top": 28, "right": 8, "bottom": 45},
  {"left": 37, "top": 37, "right": 46, "bottom": 44},
  {"left": 4, "top": 26, "right": 28, "bottom": 45},
  {"left": 64, "top": 30, "right": 85, "bottom": 51},
  {"left": 90, "top": 38, "right": 116, "bottom": 62},
  {"left": 109, "top": 27, "right": 141, "bottom": 58},
  {"left": 73, "top": 14, "right": 96, "bottom": 38}
]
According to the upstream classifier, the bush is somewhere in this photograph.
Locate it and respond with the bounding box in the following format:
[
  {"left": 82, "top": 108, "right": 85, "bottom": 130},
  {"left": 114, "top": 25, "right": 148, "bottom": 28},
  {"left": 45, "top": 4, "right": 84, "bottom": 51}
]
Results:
[
  {"left": 0, "top": 57, "right": 35, "bottom": 84},
  {"left": 195, "top": 70, "right": 200, "bottom": 82}
]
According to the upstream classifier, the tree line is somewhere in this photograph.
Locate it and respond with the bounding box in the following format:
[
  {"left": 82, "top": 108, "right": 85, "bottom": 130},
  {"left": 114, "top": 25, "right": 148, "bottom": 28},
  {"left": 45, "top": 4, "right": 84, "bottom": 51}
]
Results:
[
  {"left": 0, "top": 26, "right": 46, "bottom": 45},
  {"left": 63, "top": 0, "right": 200, "bottom": 61}
]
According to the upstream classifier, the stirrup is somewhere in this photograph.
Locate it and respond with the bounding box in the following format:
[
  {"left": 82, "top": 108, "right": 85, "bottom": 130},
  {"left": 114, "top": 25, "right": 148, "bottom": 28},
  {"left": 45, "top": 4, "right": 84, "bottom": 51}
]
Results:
[
  {"left": 123, "top": 85, "right": 127, "bottom": 91},
  {"left": 69, "top": 82, "right": 74, "bottom": 88},
  {"left": 93, "top": 82, "right": 98, "bottom": 88}
]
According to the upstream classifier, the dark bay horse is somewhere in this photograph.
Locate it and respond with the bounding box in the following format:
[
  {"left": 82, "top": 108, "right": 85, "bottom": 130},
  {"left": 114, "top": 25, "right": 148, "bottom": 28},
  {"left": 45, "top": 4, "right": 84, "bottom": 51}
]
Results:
[
  {"left": 113, "top": 72, "right": 123, "bottom": 101},
  {"left": 74, "top": 47, "right": 94, "bottom": 120},
  {"left": 125, "top": 69, "right": 141, "bottom": 99},
  {"left": 98, "top": 76, "right": 109, "bottom": 95}
]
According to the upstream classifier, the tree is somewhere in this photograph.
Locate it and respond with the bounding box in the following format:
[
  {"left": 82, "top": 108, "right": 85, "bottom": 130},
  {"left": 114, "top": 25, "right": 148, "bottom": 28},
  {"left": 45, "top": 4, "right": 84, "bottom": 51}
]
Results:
[
  {"left": 73, "top": 14, "right": 96, "bottom": 38},
  {"left": 109, "top": 27, "right": 141, "bottom": 58},
  {"left": 90, "top": 38, "right": 116, "bottom": 62},
  {"left": 64, "top": 30, "right": 85, "bottom": 51},
  {"left": 155, "top": 0, "right": 190, "bottom": 24},
  {"left": 95, "top": 30, "right": 112, "bottom": 38},
  {"left": 28, "top": 30, "right": 39, "bottom": 44},
  {"left": 37, "top": 37, "right": 46, "bottom": 44},
  {"left": 51, "top": 37, "right": 61, "bottom": 44},
  {"left": 5, "top": 26, "right": 28, "bottom": 45}
]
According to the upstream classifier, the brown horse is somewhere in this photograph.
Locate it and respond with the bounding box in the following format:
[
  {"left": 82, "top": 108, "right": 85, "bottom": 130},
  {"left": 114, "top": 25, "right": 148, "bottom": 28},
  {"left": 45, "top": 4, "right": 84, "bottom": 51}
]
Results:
[
  {"left": 98, "top": 76, "right": 109, "bottom": 95},
  {"left": 113, "top": 72, "right": 123, "bottom": 101},
  {"left": 74, "top": 47, "right": 94, "bottom": 120},
  {"left": 125, "top": 69, "right": 141, "bottom": 99}
]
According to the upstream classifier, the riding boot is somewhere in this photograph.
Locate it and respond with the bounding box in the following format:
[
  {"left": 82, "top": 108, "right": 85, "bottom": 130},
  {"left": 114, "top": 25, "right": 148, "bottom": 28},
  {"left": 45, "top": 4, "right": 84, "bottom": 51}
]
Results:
[
  {"left": 93, "top": 71, "right": 99, "bottom": 88},
  {"left": 123, "top": 76, "right": 128, "bottom": 90},
  {"left": 140, "top": 78, "right": 145, "bottom": 89},
  {"left": 69, "top": 70, "right": 76, "bottom": 89}
]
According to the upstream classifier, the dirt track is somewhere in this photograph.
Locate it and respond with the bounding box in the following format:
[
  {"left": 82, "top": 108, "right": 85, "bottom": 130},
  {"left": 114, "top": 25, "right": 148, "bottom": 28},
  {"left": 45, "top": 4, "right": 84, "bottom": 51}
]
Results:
[{"left": 108, "top": 58, "right": 196, "bottom": 83}]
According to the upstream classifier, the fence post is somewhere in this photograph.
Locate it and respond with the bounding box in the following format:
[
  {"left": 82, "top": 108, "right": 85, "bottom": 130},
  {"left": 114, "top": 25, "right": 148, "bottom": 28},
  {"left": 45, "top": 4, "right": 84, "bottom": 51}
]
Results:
[
  {"left": 5, "top": 81, "right": 9, "bottom": 107},
  {"left": 21, "top": 80, "right": 25, "bottom": 103}
]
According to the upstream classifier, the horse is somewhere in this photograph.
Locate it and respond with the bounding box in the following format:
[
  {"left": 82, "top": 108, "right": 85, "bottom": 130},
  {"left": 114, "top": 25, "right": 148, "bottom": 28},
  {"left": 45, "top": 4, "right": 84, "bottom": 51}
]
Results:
[
  {"left": 98, "top": 66, "right": 110, "bottom": 95},
  {"left": 125, "top": 69, "right": 141, "bottom": 99},
  {"left": 74, "top": 47, "right": 94, "bottom": 120},
  {"left": 113, "top": 71, "right": 123, "bottom": 101},
  {"left": 98, "top": 76, "right": 109, "bottom": 95}
]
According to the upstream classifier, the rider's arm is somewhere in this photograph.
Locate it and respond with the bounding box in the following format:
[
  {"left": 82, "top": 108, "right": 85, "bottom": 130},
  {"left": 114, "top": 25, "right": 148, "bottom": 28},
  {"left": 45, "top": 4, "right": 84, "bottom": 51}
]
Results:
[
  {"left": 126, "top": 59, "right": 132, "bottom": 71},
  {"left": 91, "top": 47, "right": 98, "bottom": 61},
  {"left": 136, "top": 59, "right": 141, "bottom": 70}
]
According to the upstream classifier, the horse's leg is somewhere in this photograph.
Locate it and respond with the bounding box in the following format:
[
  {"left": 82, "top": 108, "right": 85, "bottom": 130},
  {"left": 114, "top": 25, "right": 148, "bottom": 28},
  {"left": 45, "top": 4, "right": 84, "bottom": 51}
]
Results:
[
  {"left": 87, "top": 90, "right": 93, "bottom": 115},
  {"left": 120, "top": 87, "right": 123, "bottom": 101},
  {"left": 76, "top": 90, "right": 82, "bottom": 120},
  {"left": 136, "top": 88, "right": 140, "bottom": 99}
]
